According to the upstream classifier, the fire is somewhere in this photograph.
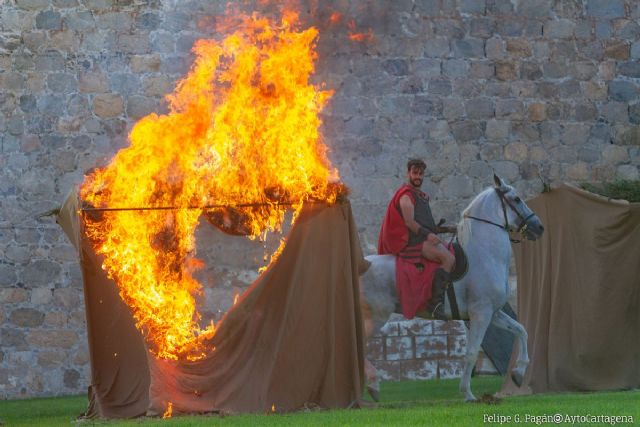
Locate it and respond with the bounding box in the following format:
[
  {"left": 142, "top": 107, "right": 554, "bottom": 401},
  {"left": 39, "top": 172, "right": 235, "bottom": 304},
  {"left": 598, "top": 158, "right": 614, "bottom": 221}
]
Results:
[
  {"left": 163, "top": 402, "right": 173, "bottom": 419},
  {"left": 329, "top": 12, "right": 342, "bottom": 25},
  {"left": 80, "top": 11, "right": 344, "bottom": 360},
  {"left": 347, "top": 19, "right": 374, "bottom": 42}
]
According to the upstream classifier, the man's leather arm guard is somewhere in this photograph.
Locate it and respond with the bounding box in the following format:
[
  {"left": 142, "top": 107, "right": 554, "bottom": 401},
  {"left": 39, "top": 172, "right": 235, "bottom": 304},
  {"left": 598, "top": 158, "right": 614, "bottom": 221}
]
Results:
[{"left": 418, "top": 226, "right": 432, "bottom": 238}]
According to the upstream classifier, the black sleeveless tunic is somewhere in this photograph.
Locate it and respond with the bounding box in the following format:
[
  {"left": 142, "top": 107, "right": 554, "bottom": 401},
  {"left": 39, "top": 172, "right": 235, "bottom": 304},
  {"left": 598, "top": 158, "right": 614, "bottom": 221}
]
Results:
[{"left": 407, "top": 189, "right": 437, "bottom": 246}]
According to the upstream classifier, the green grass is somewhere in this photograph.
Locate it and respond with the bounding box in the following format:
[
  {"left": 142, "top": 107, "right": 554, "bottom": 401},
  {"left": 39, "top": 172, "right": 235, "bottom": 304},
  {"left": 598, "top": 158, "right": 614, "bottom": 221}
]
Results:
[
  {"left": 1, "top": 377, "right": 638, "bottom": 426},
  {"left": 580, "top": 179, "right": 640, "bottom": 202}
]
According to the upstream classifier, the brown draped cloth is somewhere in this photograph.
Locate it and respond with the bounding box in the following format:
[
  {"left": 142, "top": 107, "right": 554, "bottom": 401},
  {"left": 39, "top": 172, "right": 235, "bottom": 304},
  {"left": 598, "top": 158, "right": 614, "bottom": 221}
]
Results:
[
  {"left": 502, "top": 184, "right": 640, "bottom": 395},
  {"left": 58, "top": 191, "right": 368, "bottom": 418}
]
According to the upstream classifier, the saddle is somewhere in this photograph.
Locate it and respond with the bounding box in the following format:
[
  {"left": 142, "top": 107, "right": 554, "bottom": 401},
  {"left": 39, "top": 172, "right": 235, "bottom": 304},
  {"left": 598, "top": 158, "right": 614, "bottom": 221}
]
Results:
[{"left": 448, "top": 240, "right": 468, "bottom": 282}]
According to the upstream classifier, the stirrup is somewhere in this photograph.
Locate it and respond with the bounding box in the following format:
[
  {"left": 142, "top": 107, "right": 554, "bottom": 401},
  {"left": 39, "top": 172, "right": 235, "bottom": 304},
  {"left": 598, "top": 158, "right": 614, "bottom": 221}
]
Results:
[{"left": 430, "top": 302, "right": 447, "bottom": 321}]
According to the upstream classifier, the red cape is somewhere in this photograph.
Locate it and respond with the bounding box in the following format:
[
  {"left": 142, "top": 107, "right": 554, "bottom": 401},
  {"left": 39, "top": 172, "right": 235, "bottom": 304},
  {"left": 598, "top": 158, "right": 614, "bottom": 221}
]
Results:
[{"left": 378, "top": 184, "right": 418, "bottom": 255}]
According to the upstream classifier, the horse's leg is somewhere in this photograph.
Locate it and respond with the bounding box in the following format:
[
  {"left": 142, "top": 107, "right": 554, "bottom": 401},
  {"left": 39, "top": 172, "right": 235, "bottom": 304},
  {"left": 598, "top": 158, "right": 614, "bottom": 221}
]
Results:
[
  {"left": 490, "top": 309, "right": 529, "bottom": 387},
  {"left": 360, "top": 295, "right": 381, "bottom": 401},
  {"left": 460, "top": 309, "right": 493, "bottom": 401}
]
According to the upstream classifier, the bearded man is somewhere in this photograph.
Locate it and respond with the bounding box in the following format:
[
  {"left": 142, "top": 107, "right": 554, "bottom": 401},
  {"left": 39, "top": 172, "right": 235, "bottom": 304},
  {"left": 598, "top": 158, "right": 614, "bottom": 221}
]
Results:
[{"left": 378, "top": 158, "right": 455, "bottom": 320}]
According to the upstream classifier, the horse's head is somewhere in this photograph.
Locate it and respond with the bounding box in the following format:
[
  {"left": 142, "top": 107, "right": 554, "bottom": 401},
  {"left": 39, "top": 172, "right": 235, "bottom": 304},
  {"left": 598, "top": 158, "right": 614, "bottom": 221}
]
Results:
[{"left": 493, "top": 174, "right": 544, "bottom": 241}]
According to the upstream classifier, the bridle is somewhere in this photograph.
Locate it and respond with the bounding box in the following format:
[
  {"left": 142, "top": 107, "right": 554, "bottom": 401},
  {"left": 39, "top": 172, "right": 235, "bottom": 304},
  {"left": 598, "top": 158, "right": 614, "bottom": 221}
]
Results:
[{"left": 464, "top": 187, "right": 536, "bottom": 244}]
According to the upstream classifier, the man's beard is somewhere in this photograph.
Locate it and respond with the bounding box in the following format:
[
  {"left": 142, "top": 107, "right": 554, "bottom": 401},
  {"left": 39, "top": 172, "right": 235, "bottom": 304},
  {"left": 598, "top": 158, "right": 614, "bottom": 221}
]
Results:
[{"left": 411, "top": 178, "right": 422, "bottom": 188}]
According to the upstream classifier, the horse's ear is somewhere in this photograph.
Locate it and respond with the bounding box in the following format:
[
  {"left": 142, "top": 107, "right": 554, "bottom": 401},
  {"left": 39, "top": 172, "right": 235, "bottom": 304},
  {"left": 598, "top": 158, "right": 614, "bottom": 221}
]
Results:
[{"left": 493, "top": 173, "right": 503, "bottom": 188}]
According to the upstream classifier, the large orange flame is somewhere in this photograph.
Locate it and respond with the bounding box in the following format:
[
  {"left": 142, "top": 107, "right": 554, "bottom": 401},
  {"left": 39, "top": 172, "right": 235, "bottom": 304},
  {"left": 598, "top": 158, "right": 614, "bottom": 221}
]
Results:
[{"left": 80, "top": 12, "right": 343, "bottom": 360}]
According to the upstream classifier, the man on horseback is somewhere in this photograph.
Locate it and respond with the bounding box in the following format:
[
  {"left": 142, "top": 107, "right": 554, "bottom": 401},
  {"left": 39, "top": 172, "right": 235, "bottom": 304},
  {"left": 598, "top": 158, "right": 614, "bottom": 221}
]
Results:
[{"left": 378, "top": 158, "right": 455, "bottom": 320}]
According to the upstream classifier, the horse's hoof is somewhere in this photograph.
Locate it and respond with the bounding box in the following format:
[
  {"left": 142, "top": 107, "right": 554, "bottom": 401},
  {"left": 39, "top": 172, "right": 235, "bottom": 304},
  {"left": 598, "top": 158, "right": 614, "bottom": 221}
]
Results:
[
  {"left": 464, "top": 395, "right": 477, "bottom": 403},
  {"left": 511, "top": 371, "right": 524, "bottom": 387},
  {"left": 367, "top": 385, "right": 380, "bottom": 402}
]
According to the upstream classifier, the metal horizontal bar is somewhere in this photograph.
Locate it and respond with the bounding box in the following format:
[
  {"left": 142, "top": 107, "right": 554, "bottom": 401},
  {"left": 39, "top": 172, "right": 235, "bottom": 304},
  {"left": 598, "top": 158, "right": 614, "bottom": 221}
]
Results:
[{"left": 79, "top": 201, "right": 317, "bottom": 213}]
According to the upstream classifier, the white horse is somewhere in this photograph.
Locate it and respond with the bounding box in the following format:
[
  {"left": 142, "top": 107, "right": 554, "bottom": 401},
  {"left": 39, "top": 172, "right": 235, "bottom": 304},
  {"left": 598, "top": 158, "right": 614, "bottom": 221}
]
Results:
[{"left": 360, "top": 175, "right": 544, "bottom": 401}]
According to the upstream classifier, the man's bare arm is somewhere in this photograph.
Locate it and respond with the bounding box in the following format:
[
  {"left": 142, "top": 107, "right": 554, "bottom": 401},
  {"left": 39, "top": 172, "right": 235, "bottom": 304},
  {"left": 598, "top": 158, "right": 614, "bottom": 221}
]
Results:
[
  {"left": 398, "top": 194, "right": 422, "bottom": 234},
  {"left": 399, "top": 194, "right": 442, "bottom": 244}
]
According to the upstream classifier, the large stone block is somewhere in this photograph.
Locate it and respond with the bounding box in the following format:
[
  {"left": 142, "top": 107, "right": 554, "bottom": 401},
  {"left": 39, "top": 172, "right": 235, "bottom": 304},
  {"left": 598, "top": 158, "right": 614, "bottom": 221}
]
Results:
[
  {"left": 632, "top": 42, "right": 640, "bottom": 59},
  {"left": 515, "top": 0, "right": 552, "bottom": 18},
  {"left": 452, "top": 38, "right": 485, "bottom": 59},
  {"left": 398, "top": 318, "right": 433, "bottom": 336},
  {"left": 79, "top": 72, "right": 109, "bottom": 93},
  {"left": 22, "top": 260, "right": 61, "bottom": 287},
  {"left": 618, "top": 61, "right": 640, "bottom": 78},
  {"left": 451, "top": 121, "right": 483, "bottom": 142},
  {"left": 490, "top": 160, "right": 520, "bottom": 181},
  {"left": 604, "top": 41, "right": 630, "bottom": 60},
  {"left": 506, "top": 38, "right": 532, "bottom": 58},
  {"left": 1, "top": 328, "right": 27, "bottom": 349},
  {"left": 411, "top": 96, "right": 443, "bottom": 116},
  {"left": 26, "top": 330, "right": 78, "bottom": 348},
  {"left": 485, "top": 120, "right": 511, "bottom": 141},
  {"left": 35, "top": 10, "right": 62, "bottom": 30},
  {"left": 37, "top": 350, "right": 66, "bottom": 368},
  {"left": 136, "top": 12, "right": 162, "bottom": 30},
  {"left": 0, "top": 264, "right": 18, "bottom": 286},
  {"left": 459, "top": 0, "right": 485, "bottom": 14},
  {"left": 95, "top": 11, "right": 133, "bottom": 32},
  {"left": 495, "top": 61, "right": 517, "bottom": 80},
  {"left": 448, "top": 334, "right": 467, "bottom": 357},
  {"left": 443, "top": 59, "right": 469, "bottom": 78},
  {"left": 572, "top": 102, "right": 598, "bottom": 121},
  {"left": 438, "top": 358, "right": 464, "bottom": 379},
  {"left": 470, "top": 17, "right": 495, "bottom": 38},
  {"left": 31, "top": 287, "right": 53, "bottom": 305},
  {"left": 416, "top": 335, "right": 447, "bottom": 358},
  {"left": 92, "top": 94, "right": 124, "bottom": 118},
  {"left": 562, "top": 123, "right": 591, "bottom": 145},
  {"left": 485, "top": 37, "right": 505, "bottom": 60},
  {"left": 47, "top": 73, "right": 77, "bottom": 93},
  {"left": 9, "top": 308, "right": 45, "bottom": 327},
  {"left": 130, "top": 54, "right": 162, "bottom": 73},
  {"left": 63, "top": 369, "right": 80, "bottom": 388},
  {"left": 375, "top": 320, "right": 400, "bottom": 337},
  {"left": 15, "top": 0, "right": 49, "bottom": 9},
  {"left": 0, "top": 288, "right": 28, "bottom": 303},
  {"left": 544, "top": 19, "right": 575, "bottom": 39},
  {"left": 504, "top": 142, "right": 528, "bottom": 162},
  {"left": 586, "top": 0, "right": 625, "bottom": 18},
  {"left": 469, "top": 60, "right": 495, "bottom": 79},
  {"left": 84, "top": 0, "right": 113, "bottom": 11},
  {"left": 142, "top": 75, "right": 173, "bottom": 97},
  {"left": 386, "top": 336, "right": 413, "bottom": 361},
  {"left": 117, "top": 34, "right": 151, "bottom": 54},
  {"left": 63, "top": 11, "right": 95, "bottom": 30},
  {"left": 602, "top": 145, "right": 629, "bottom": 164},
  {"left": 465, "top": 97, "right": 494, "bottom": 119},
  {"left": 617, "top": 165, "right": 639, "bottom": 180},
  {"left": 441, "top": 174, "right": 475, "bottom": 198},
  {"left": 566, "top": 162, "right": 590, "bottom": 181},
  {"left": 495, "top": 99, "right": 524, "bottom": 120},
  {"left": 424, "top": 37, "right": 450, "bottom": 58},
  {"left": 608, "top": 80, "right": 639, "bottom": 102},
  {"left": 373, "top": 359, "right": 437, "bottom": 381}
]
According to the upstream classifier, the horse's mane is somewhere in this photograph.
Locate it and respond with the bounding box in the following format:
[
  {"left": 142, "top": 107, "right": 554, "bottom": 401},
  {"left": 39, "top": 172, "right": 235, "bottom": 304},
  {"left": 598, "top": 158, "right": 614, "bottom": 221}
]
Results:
[{"left": 457, "top": 185, "right": 512, "bottom": 247}]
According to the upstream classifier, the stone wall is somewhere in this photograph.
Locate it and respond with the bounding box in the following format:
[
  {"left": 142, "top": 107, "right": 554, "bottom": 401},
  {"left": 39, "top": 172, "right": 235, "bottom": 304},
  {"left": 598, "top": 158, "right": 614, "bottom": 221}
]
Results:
[
  {"left": 369, "top": 315, "right": 497, "bottom": 382},
  {"left": 1, "top": 0, "right": 639, "bottom": 398}
]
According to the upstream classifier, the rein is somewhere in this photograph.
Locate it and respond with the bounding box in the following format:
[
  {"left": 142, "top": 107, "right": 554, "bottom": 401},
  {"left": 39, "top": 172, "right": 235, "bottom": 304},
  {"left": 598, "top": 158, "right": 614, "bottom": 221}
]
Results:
[{"left": 463, "top": 188, "right": 535, "bottom": 244}]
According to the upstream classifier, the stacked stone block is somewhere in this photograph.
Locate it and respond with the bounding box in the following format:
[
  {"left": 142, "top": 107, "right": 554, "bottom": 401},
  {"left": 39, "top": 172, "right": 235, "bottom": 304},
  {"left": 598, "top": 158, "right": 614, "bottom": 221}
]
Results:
[
  {"left": 1, "top": 0, "right": 639, "bottom": 398},
  {"left": 368, "top": 314, "right": 496, "bottom": 381}
]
